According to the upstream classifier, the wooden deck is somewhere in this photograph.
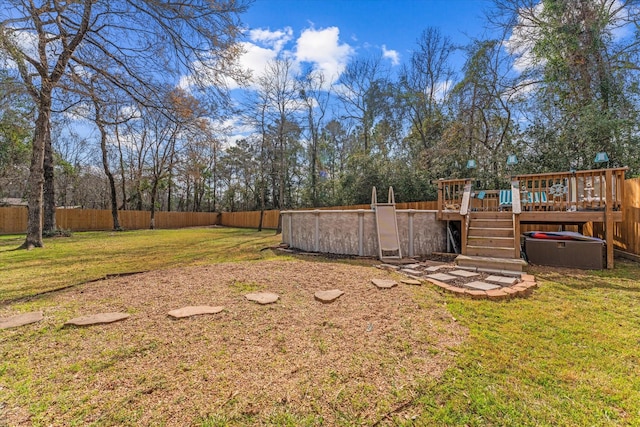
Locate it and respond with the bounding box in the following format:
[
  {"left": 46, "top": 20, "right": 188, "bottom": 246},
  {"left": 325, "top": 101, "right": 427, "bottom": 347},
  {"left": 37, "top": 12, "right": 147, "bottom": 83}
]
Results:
[{"left": 437, "top": 168, "right": 627, "bottom": 268}]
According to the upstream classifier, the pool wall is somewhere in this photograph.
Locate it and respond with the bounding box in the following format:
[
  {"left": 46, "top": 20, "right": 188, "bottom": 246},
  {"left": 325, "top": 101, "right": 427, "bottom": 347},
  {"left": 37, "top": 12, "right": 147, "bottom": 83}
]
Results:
[{"left": 281, "top": 209, "right": 446, "bottom": 257}]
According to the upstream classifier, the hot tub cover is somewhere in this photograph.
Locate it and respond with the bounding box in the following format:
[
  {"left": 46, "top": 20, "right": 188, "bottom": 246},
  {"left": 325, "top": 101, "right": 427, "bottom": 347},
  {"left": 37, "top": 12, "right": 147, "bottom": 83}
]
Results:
[{"left": 523, "top": 231, "right": 604, "bottom": 243}]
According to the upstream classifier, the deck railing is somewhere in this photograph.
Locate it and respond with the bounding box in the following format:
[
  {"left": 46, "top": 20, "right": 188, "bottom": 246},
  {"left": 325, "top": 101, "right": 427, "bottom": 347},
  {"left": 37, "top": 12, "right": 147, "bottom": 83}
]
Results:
[
  {"left": 438, "top": 168, "right": 627, "bottom": 214},
  {"left": 437, "top": 178, "right": 468, "bottom": 213},
  {"left": 515, "top": 168, "right": 626, "bottom": 212}
]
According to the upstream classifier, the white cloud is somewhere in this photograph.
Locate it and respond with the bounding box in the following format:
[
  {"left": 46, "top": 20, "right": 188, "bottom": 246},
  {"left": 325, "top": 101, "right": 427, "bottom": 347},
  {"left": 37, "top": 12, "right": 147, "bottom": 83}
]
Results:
[
  {"left": 433, "top": 79, "right": 453, "bottom": 101},
  {"left": 179, "top": 28, "right": 291, "bottom": 90},
  {"left": 118, "top": 105, "right": 142, "bottom": 120},
  {"left": 1, "top": 26, "right": 57, "bottom": 73},
  {"left": 294, "top": 27, "right": 354, "bottom": 84},
  {"left": 218, "top": 117, "right": 254, "bottom": 147},
  {"left": 609, "top": 0, "right": 636, "bottom": 40},
  {"left": 503, "top": 2, "right": 545, "bottom": 73},
  {"left": 236, "top": 42, "right": 280, "bottom": 83},
  {"left": 382, "top": 45, "right": 400, "bottom": 66},
  {"left": 180, "top": 25, "right": 354, "bottom": 91},
  {"left": 248, "top": 27, "right": 293, "bottom": 52}
]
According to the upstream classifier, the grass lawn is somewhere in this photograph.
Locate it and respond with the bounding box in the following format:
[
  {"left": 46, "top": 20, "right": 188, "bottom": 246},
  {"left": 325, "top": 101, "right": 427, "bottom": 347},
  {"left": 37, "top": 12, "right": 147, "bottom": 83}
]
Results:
[
  {"left": 415, "top": 260, "right": 640, "bottom": 426},
  {"left": 0, "top": 227, "right": 282, "bottom": 303},
  {"left": 1, "top": 227, "right": 640, "bottom": 426}
]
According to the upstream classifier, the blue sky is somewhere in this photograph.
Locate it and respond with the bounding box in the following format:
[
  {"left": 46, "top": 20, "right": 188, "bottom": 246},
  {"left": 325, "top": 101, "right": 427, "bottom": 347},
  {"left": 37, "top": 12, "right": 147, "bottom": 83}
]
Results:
[
  {"left": 232, "top": 0, "right": 492, "bottom": 85},
  {"left": 202, "top": 0, "right": 493, "bottom": 141}
]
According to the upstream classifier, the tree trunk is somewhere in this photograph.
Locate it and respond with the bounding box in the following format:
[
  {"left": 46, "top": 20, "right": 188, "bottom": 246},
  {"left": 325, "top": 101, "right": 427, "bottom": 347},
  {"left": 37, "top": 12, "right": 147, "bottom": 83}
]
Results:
[
  {"left": 21, "top": 96, "right": 51, "bottom": 249},
  {"left": 149, "top": 182, "right": 158, "bottom": 229},
  {"left": 115, "top": 125, "right": 127, "bottom": 210},
  {"left": 276, "top": 137, "right": 285, "bottom": 234},
  {"left": 167, "top": 149, "right": 175, "bottom": 212},
  {"left": 43, "top": 127, "right": 56, "bottom": 234},
  {"left": 100, "top": 127, "right": 121, "bottom": 231}
]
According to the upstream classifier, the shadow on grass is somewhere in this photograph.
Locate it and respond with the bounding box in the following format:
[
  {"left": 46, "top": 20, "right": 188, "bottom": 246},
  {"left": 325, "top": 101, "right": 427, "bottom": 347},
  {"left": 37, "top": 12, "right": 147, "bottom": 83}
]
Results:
[{"left": 533, "top": 259, "right": 640, "bottom": 292}]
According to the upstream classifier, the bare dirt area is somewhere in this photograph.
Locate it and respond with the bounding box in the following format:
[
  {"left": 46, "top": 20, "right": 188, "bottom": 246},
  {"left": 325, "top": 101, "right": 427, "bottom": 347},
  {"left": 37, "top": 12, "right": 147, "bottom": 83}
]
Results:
[{"left": 1, "top": 258, "right": 467, "bottom": 426}]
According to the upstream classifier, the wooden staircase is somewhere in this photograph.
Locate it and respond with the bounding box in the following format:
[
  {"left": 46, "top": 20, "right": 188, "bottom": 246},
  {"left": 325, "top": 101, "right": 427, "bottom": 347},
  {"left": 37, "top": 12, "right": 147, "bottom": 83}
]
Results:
[{"left": 465, "top": 212, "right": 517, "bottom": 259}]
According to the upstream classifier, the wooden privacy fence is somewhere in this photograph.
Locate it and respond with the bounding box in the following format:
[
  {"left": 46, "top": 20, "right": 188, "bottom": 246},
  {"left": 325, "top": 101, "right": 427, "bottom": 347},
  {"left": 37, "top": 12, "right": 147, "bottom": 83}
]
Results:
[
  {"left": 217, "top": 201, "right": 440, "bottom": 230},
  {"left": 0, "top": 207, "right": 219, "bottom": 234},
  {"left": 219, "top": 210, "right": 281, "bottom": 229},
  {"left": 595, "top": 176, "right": 640, "bottom": 255},
  {"left": 1, "top": 180, "right": 638, "bottom": 255}
]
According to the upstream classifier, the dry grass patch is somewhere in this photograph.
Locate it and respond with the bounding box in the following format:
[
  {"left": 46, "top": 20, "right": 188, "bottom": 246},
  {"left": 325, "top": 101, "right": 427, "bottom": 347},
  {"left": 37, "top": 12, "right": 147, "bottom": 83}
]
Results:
[{"left": 1, "top": 259, "right": 466, "bottom": 426}]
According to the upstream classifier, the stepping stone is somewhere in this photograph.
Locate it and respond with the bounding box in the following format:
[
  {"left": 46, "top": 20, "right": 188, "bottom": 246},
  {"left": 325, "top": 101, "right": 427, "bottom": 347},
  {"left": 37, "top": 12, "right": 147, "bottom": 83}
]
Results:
[
  {"left": 404, "top": 263, "right": 423, "bottom": 269},
  {"left": 449, "top": 269, "right": 480, "bottom": 278},
  {"left": 168, "top": 306, "right": 224, "bottom": 319},
  {"left": 314, "top": 289, "right": 344, "bottom": 303},
  {"left": 245, "top": 292, "right": 279, "bottom": 305},
  {"left": 486, "top": 275, "right": 519, "bottom": 286},
  {"left": 425, "top": 265, "right": 446, "bottom": 272},
  {"left": 65, "top": 312, "right": 130, "bottom": 327},
  {"left": 401, "top": 278, "right": 422, "bottom": 286},
  {"left": 378, "top": 264, "right": 400, "bottom": 270},
  {"left": 464, "top": 281, "right": 501, "bottom": 291},
  {"left": 426, "top": 273, "right": 457, "bottom": 282},
  {"left": 371, "top": 278, "right": 398, "bottom": 289},
  {"left": 400, "top": 268, "right": 422, "bottom": 276},
  {"left": 0, "top": 311, "right": 43, "bottom": 330}
]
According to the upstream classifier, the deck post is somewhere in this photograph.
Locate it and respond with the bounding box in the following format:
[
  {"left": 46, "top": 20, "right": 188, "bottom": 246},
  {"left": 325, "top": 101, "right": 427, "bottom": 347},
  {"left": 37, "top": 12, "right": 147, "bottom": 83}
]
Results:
[
  {"left": 437, "top": 179, "right": 443, "bottom": 220},
  {"left": 605, "top": 169, "right": 614, "bottom": 269},
  {"left": 513, "top": 213, "right": 521, "bottom": 259},
  {"left": 461, "top": 216, "right": 467, "bottom": 255}
]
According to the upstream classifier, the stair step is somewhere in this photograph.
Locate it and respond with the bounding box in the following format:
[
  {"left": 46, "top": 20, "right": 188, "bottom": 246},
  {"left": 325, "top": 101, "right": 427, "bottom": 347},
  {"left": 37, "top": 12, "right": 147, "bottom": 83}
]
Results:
[
  {"left": 455, "top": 255, "right": 527, "bottom": 272},
  {"left": 469, "top": 220, "right": 513, "bottom": 228},
  {"left": 468, "top": 227, "right": 514, "bottom": 238},
  {"left": 467, "top": 237, "right": 515, "bottom": 248},
  {"left": 468, "top": 212, "right": 513, "bottom": 220},
  {"left": 466, "top": 246, "right": 516, "bottom": 258}
]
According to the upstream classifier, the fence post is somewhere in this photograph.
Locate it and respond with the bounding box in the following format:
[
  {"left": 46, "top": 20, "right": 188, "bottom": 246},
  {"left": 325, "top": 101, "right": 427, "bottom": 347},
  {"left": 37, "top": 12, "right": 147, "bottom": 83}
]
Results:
[
  {"left": 408, "top": 209, "right": 415, "bottom": 258},
  {"left": 314, "top": 210, "right": 320, "bottom": 253},
  {"left": 358, "top": 210, "right": 364, "bottom": 256}
]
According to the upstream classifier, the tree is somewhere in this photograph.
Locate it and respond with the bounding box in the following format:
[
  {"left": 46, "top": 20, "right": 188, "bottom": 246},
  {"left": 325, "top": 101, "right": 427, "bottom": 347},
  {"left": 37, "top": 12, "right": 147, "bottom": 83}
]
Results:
[
  {"left": 0, "top": 71, "right": 32, "bottom": 199},
  {"left": 299, "top": 69, "right": 331, "bottom": 207},
  {"left": 398, "top": 27, "right": 455, "bottom": 175},
  {"left": 399, "top": 28, "right": 455, "bottom": 148},
  {"left": 448, "top": 37, "right": 520, "bottom": 188},
  {"left": 495, "top": 0, "right": 640, "bottom": 173},
  {"left": 255, "top": 58, "right": 301, "bottom": 232},
  {"left": 335, "top": 54, "right": 390, "bottom": 153},
  {"left": 0, "top": 0, "right": 248, "bottom": 248}
]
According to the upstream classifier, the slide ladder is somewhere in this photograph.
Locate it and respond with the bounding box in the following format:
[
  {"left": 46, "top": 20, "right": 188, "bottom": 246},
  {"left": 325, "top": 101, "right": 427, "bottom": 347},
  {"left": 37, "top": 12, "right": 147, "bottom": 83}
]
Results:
[{"left": 372, "top": 186, "right": 402, "bottom": 260}]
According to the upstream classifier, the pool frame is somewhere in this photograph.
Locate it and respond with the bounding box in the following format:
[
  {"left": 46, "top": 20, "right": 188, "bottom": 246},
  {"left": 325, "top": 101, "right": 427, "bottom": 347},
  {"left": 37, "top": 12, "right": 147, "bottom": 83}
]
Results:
[{"left": 281, "top": 209, "right": 446, "bottom": 257}]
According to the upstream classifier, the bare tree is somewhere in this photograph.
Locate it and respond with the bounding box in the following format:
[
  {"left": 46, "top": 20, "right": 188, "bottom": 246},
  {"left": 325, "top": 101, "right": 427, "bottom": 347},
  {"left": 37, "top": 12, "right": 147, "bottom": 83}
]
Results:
[
  {"left": 0, "top": 0, "right": 248, "bottom": 249},
  {"left": 335, "top": 54, "right": 390, "bottom": 153},
  {"left": 398, "top": 27, "right": 455, "bottom": 159},
  {"left": 299, "top": 69, "right": 331, "bottom": 206},
  {"left": 255, "top": 58, "right": 301, "bottom": 232},
  {"left": 447, "top": 35, "right": 520, "bottom": 188}
]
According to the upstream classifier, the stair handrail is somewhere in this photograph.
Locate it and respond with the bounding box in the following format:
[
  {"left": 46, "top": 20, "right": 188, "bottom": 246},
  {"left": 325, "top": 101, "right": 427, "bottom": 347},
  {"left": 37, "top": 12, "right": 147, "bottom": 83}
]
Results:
[
  {"left": 510, "top": 180, "right": 521, "bottom": 258},
  {"left": 460, "top": 181, "right": 473, "bottom": 256},
  {"left": 370, "top": 186, "right": 377, "bottom": 210},
  {"left": 460, "top": 180, "right": 473, "bottom": 216},
  {"left": 511, "top": 180, "right": 522, "bottom": 214}
]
